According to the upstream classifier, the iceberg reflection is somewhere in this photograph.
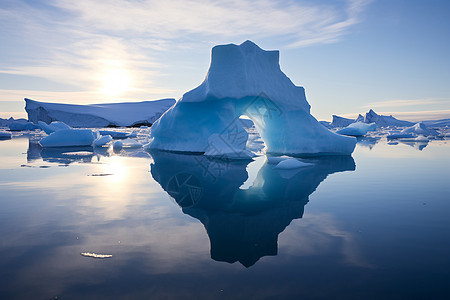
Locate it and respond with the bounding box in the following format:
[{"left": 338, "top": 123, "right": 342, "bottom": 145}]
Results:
[{"left": 150, "top": 150, "right": 355, "bottom": 267}]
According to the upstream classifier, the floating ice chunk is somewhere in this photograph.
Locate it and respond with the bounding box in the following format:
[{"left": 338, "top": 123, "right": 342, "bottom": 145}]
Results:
[
  {"left": 94, "top": 135, "right": 112, "bottom": 147},
  {"left": 148, "top": 41, "right": 356, "bottom": 156},
  {"left": 336, "top": 122, "right": 377, "bottom": 137},
  {"left": 38, "top": 121, "right": 71, "bottom": 134},
  {"left": 274, "top": 158, "right": 313, "bottom": 169},
  {"left": 113, "top": 140, "right": 123, "bottom": 149},
  {"left": 0, "top": 130, "right": 12, "bottom": 139},
  {"left": 80, "top": 252, "right": 112, "bottom": 259},
  {"left": 8, "top": 120, "right": 39, "bottom": 131},
  {"left": 401, "top": 122, "right": 438, "bottom": 136},
  {"left": 414, "top": 135, "right": 429, "bottom": 142},
  {"left": 99, "top": 130, "right": 130, "bottom": 139},
  {"left": 387, "top": 133, "right": 415, "bottom": 139},
  {"left": 39, "top": 129, "right": 96, "bottom": 147},
  {"left": 121, "top": 138, "right": 143, "bottom": 148}
]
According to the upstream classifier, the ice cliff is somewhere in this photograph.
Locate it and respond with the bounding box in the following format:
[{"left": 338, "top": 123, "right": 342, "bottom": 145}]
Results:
[{"left": 147, "top": 40, "right": 356, "bottom": 156}]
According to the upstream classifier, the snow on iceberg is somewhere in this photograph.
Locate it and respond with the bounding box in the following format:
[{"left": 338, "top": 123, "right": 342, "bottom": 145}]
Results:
[
  {"left": 26, "top": 98, "right": 175, "bottom": 128},
  {"left": 147, "top": 41, "right": 356, "bottom": 156},
  {"left": 400, "top": 122, "right": 438, "bottom": 136},
  {"left": 94, "top": 135, "right": 112, "bottom": 147},
  {"left": 39, "top": 129, "right": 96, "bottom": 147},
  {"left": 336, "top": 122, "right": 377, "bottom": 137},
  {"left": 38, "top": 121, "right": 71, "bottom": 134},
  {"left": 364, "top": 109, "right": 414, "bottom": 127}
]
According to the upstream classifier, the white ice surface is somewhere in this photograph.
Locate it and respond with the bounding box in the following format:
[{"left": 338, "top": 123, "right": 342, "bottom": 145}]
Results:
[
  {"left": 148, "top": 41, "right": 356, "bottom": 156},
  {"left": 336, "top": 122, "right": 377, "bottom": 137},
  {"left": 26, "top": 98, "right": 175, "bottom": 127},
  {"left": 38, "top": 121, "right": 71, "bottom": 134},
  {"left": 39, "top": 129, "right": 96, "bottom": 147}
]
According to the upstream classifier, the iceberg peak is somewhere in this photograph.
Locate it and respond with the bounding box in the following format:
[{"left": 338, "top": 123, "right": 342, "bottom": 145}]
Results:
[{"left": 148, "top": 41, "right": 356, "bottom": 156}]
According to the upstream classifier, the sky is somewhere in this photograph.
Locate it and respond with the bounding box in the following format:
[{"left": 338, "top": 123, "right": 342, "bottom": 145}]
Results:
[{"left": 0, "top": 0, "right": 449, "bottom": 121}]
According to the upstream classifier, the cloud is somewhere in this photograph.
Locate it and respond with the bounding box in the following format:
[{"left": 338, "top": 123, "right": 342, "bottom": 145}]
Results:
[
  {"left": 0, "top": 0, "right": 370, "bottom": 106},
  {"left": 362, "top": 98, "right": 449, "bottom": 109}
]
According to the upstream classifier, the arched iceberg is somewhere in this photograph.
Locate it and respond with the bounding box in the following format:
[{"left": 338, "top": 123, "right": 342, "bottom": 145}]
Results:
[{"left": 148, "top": 40, "right": 356, "bottom": 156}]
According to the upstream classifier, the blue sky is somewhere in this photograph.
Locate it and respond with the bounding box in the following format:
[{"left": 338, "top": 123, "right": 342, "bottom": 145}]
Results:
[{"left": 0, "top": 0, "right": 449, "bottom": 121}]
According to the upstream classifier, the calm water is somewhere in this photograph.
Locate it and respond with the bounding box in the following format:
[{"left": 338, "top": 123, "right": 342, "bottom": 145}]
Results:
[{"left": 0, "top": 135, "right": 449, "bottom": 299}]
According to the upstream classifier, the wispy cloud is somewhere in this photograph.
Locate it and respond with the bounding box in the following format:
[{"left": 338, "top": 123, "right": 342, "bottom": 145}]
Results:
[
  {"left": 363, "top": 98, "right": 449, "bottom": 109},
  {"left": 0, "top": 0, "right": 370, "bottom": 107}
]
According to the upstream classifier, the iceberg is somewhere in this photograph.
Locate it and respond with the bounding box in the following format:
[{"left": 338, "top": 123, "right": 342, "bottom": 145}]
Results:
[
  {"left": 331, "top": 115, "right": 355, "bottom": 128},
  {"left": 25, "top": 98, "right": 175, "bottom": 128},
  {"left": 336, "top": 122, "right": 377, "bottom": 137},
  {"left": 147, "top": 41, "right": 356, "bottom": 156},
  {"left": 8, "top": 120, "right": 39, "bottom": 131},
  {"left": 38, "top": 121, "right": 71, "bottom": 134},
  {"left": 400, "top": 122, "right": 439, "bottom": 136},
  {"left": 364, "top": 109, "right": 414, "bottom": 127},
  {"left": 0, "top": 130, "right": 12, "bottom": 139},
  {"left": 93, "top": 135, "right": 112, "bottom": 147},
  {"left": 39, "top": 129, "right": 96, "bottom": 147}
]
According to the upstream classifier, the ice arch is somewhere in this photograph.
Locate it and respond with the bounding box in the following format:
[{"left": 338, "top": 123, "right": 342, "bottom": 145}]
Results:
[{"left": 148, "top": 41, "right": 356, "bottom": 157}]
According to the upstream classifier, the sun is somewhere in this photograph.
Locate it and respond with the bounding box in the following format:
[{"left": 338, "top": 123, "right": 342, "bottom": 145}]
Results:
[{"left": 101, "top": 67, "right": 132, "bottom": 97}]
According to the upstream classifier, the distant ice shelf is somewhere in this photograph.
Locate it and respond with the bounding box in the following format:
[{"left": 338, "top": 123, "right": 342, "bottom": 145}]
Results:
[{"left": 25, "top": 98, "right": 176, "bottom": 128}]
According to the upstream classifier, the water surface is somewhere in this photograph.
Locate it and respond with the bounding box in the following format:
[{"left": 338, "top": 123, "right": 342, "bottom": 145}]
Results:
[{"left": 0, "top": 136, "right": 449, "bottom": 299}]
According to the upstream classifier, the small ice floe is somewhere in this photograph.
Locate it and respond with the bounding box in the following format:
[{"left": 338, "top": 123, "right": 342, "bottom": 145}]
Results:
[
  {"left": 39, "top": 129, "right": 96, "bottom": 147},
  {"left": 121, "top": 138, "right": 143, "bottom": 148},
  {"left": 38, "top": 121, "right": 71, "bottom": 134},
  {"left": 336, "top": 122, "right": 377, "bottom": 137},
  {"left": 94, "top": 135, "right": 113, "bottom": 147},
  {"left": 80, "top": 252, "right": 112, "bottom": 259},
  {"left": 0, "top": 130, "right": 12, "bottom": 139},
  {"left": 88, "top": 173, "right": 113, "bottom": 177},
  {"left": 99, "top": 130, "right": 130, "bottom": 139},
  {"left": 274, "top": 158, "right": 313, "bottom": 169},
  {"left": 400, "top": 122, "right": 438, "bottom": 136}
]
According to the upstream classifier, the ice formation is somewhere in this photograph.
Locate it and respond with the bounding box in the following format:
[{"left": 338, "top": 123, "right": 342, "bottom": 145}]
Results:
[
  {"left": 328, "top": 110, "right": 414, "bottom": 128},
  {"left": 94, "top": 135, "right": 112, "bottom": 147},
  {"left": 148, "top": 41, "right": 356, "bottom": 156},
  {"left": 400, "top": 122, "right": 438, "bottom": 136},
  {"left": 39, "top": 129, "right": 96, "bottom": 147},
  {"left": 336, "top": 122, "right": 377, "bottom": 137},
  {"left": 364, "top": 109, "right": 414, "bottom": 127},
  {"left": 38, "top": 121, "right": 71, "bottom": 134},
  {"left": 0, "top": 131, "right": 12, "bottom": 139},
  {"left": 331, "top": 115, "right": 355, "bottom": 128},
  {"left": 8, "top": 120, "right": 39, "bottom": 131},
  {"left": 25, "top": 98, "right": 175, "bottom": 127}
]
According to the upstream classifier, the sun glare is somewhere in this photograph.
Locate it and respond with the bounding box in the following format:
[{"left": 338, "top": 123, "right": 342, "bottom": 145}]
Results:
[{"left": 100, "top": 66, "right": 132, "bottom": 97}]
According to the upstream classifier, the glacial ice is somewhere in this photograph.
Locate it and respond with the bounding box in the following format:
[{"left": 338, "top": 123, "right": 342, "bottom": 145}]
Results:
[
  {"left": 400, "top": 122, "right": 438, "bottom": 136},
  {"left": 25, "top": 98, "right": 175, "bottom": 127},
  {"left": 94, "top": 135, "right": 112, "bottom": 147},
  {"left": 147, "top": 41, "right": 356, "bottom": 156},
  {"left": 39, "top": 129, "right": 96, "bottom": 147},
  {"left": 38, "top": 121, "right": 71, "bottom": 134},
  {"left": 8, "top": 120, "right": 39, "bottom": 131},
  {"left": 336, "top": 122, "right": 377, "bottom": 137},
  {"left": 0, "top": 131, "right": 12, "bottom": 139}
]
